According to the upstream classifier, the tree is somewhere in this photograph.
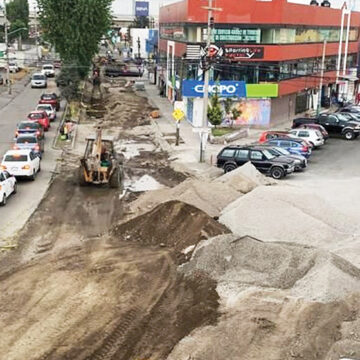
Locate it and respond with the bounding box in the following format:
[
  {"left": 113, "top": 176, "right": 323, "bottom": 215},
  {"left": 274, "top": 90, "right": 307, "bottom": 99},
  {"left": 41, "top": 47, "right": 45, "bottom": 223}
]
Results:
[
  {"left": 38, "top": 0, "right": 112, "bottom": 98},
  {"left": 131, "top": 16, "right": 149, "bottom": 29},
  {"left": 207, "top": 92, "right": 223, "bottom": 128},
  {"left": 6, "top": 0, "right": 29, "bottom": 48}
]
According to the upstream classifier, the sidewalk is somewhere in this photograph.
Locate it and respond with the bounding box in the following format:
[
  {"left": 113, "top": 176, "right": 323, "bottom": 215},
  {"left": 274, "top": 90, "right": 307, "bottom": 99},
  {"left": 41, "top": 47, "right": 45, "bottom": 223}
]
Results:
[{"left": 144, "top": 82, "right": 267, "bottom": 174}]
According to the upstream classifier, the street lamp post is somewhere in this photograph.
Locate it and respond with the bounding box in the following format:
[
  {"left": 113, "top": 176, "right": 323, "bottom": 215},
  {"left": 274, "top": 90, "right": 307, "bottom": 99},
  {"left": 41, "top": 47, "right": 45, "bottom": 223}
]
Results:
[{"left": 3, "top": 1, "right": 11, "bottom": 94}]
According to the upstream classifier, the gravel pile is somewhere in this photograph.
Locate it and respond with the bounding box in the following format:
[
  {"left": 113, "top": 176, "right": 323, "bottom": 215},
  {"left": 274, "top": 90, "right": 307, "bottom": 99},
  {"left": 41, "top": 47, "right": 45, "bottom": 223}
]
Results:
[
  {"left": 181, "top": 234, "right": 360, "bottom": 303},
  {"left": 219, "top": 185, "right": 359, "bottom": 248}
]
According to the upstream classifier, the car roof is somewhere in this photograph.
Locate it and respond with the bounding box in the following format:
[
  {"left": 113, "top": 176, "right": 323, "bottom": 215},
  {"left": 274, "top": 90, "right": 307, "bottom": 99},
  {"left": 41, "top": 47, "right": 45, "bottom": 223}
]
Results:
[
  {"left": 222, "top": 145, "right": 268, "bottom": 151},
  {"left": 29, "top": 110, "right": 45, "bottom": 114},
  {"left": 4, "top": 149, "right": 32, "bottom": 155},
  {"left": 267, "top": 137, "right": 304, "bottom": 143},
  {"left": 18, "top": 120, "right": 41, "bottom": 125},
  {"left": 43, "top": 64, "right": 54, "bottom": 67}
]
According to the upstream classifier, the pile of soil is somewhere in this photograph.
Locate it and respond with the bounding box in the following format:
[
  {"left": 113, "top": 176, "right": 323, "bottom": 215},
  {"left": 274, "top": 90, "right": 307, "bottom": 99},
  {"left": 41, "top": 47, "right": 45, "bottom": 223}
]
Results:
[{"left": 112, "top": 200, "right": 229, "bottom": 263}]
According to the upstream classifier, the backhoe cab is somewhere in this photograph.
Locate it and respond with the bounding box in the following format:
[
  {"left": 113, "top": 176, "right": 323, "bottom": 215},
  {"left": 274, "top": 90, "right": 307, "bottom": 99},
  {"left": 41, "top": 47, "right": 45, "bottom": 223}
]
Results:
[{"left": 79, "top": 127, "right": 123, "bottom": 188}]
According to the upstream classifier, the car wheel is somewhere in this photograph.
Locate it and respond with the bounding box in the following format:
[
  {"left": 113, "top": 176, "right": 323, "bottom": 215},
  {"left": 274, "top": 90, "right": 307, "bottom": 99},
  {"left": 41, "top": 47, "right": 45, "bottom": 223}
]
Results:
[
  {"left": 30, "top": 171, "right": 36, "bottom": 181},
  {"left": 270, "top": 166, "right": 285, "bottom": 180},
  {"left": 38, "top": 164, "right": 41, "bottom": 173},
  {"left": 224, "top": 164, "right": 236, "bottom": 173},
  {"left": 13, "top": 183, "right": 17, "bottom": 194},
  {"left": 310, "top": 142, "right": 315, "bottom": 148},
  {"left": 0, "top": 194, "right": 7, "bottom": 206},
  {"left": 344, "top": 131, "right": 355, "bottom": 140}
]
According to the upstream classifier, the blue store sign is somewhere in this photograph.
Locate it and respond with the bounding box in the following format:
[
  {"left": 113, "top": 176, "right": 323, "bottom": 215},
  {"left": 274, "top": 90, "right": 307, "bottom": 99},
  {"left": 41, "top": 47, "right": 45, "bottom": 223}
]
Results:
[
  {"left": 182, "top": 80, "right": 246, "bottom": 98},
  {"left": 135, "top": 1, "right": 149, "bottom": 16}
]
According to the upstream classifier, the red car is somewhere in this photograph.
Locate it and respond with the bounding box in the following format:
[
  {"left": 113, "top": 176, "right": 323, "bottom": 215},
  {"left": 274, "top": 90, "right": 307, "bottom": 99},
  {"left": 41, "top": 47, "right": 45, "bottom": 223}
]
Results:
[
  {"left": 39, "top": 93, "right": 60, "bottom": 111},
  {"left": 27, "top": 111, "right": 50, "bottom": 131},
  {"left": 258, "top": 131, "right": 293, "bottom": 143},
  {"left": 297, "top": 123, "right": 329, "bottom": 141}
]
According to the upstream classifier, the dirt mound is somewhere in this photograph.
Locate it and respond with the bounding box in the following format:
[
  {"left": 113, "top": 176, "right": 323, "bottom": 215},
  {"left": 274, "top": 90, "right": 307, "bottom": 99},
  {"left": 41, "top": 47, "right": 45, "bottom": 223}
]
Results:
[
  {"left": 128, "top": 178, "right": 241, "bottom": 218},
  {"left": 0, "top": 240, "right": 219, "bottom": 360},
  {"left": 168, "top": 290, "right": 360, "bottom": 360},
  {"left": 181, "top": 235, "right": 360, "bottom": 303},
  {"left": 112, "top": 200, "right": 229, "bottom": 262},
  {"left": 214, "top": 162, "right": 275, "bottom": 194},
  {"left": 220, "top": 185, "right": 359, "bottom": 249}
]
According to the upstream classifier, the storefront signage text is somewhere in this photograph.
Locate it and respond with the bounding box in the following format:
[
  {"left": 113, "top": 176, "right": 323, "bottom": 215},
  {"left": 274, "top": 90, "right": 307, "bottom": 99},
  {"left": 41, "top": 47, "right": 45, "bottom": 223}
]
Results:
[{"left": 182, "top": 80, "right": 247, "bottom": 98}]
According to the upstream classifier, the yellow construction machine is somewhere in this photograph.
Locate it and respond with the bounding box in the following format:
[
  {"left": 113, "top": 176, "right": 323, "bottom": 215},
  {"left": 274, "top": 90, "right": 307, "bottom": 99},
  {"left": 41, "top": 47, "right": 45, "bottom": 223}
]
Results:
[{"left": 79, "top": 126, "right": 123, "bottom": 188}]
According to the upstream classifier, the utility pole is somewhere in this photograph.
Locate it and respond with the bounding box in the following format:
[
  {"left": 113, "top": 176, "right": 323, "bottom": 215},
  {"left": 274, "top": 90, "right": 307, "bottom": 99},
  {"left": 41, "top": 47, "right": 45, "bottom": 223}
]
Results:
[
  {"left": 34, "top": 5, "right": 40, "bottom": 60},
  {"left": 3, "top": 0, "right": 11, "bottom": 95},
  {"left": 317, "top": 40, "right": 327, "bottom": 117},
  {"left": 199, "top": 0, "right": 221, "bottom": 163},
  {"left": 137, "top": 36, "right": 141, "bottom": 59}
]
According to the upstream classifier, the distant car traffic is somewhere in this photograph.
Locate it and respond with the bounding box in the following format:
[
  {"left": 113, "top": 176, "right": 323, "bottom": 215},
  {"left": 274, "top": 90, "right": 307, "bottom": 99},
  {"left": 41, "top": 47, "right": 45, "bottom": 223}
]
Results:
[
  {"left": 36, "top": 103, "right": 56, "bottom": 121},
  {"left": 42, "top": 64, "right": 55, "bottom": 77},
  {"left": 13, "top": 134, "right": 44, "bottom": 158},
  {"left": 264, "top": 138, "right": 312, "bottom": 158},
  {"left": 27, "top": 111, "right": 50, "bottom": 131},
  {"left": 1, "top": 150, "right": 40, "bottom": 180},
  {"left": 8, "top": 62, "right": 20, "bottom": 73},
  {"left": 39, "top": 93, "right": 60, "bottom": 111},
  {"left": 31, "top": 73, "right": 47, "bottom": 88},
  {"left": 0, "top": 170, "right": 17, "bottom": 206},
  {"left": 15, "top": 121, "right": 45, "bottom": 139},
  {"left": 217, "top": 145, "right": 296, "bottom": 179},
  {"left": 288, "top": 128, "right": 325, "bottom": 148}
]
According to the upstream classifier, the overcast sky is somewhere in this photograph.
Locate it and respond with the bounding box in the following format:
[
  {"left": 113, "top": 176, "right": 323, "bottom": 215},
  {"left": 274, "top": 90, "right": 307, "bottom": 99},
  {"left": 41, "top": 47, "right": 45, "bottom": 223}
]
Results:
[{"left": 27, "top": 0, "right": 359, "bottom": 16}]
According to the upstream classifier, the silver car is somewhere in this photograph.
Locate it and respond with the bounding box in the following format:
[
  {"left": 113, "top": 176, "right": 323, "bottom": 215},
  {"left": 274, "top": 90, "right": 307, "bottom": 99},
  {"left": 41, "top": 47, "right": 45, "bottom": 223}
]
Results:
[{"left": 31, "top": 73, "right": 47, "bottom": 88}]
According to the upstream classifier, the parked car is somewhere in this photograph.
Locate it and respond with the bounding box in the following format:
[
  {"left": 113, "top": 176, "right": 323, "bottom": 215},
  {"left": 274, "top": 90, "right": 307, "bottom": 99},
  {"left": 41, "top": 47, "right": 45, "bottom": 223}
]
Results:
[
  {"left": 8, "top": 62, "right": 20, "bottom": 73},
  {"left": 13, "top": 134, "right": 44, "bottom": 158},
  {"left": 15, "top": 121, "right": 44, "bottom": 139},
  {"left": 39, "top": 93, "right": 60, "bottom": 111},
  {"left": 297, "top": 123, "right": 329, "bottom": 141},
  {"left": 293, "top": 113, "right": 360, "bottom": 140},
  {"left": 337, "top": 112, "right": 360, "bottom": 123},
  {"left": 288, "top": 128, "right": 325, "bottom": 148},
  {"left": 264, "top": 138, "right": 312, "bottom": 158},
  {"left": 42, "top": 64, "right": 55, "bottom": 77},
  {"left": 216, "top": 145, "right": 296, "bottom": 179},
  {"left": 337, "top": 106, "right": 360, "bottom": 114},
  {"left": 257, "top": 145, "right": 307, "bottom": 171},
  {"left": 0, "top": 170, "right": 16, "bottom": 206},
  {"left": 1, "top": 150, "right": 40, "bottom": 180},
  {"left": 36, "top": 103, "right": 56, "bottom": 121},
  {"left": 258, "top": 131, "right": 293, "bottom": 143},
  {"left": 105, "top": 64, "right": 143, "bottom": 77},
  {"left": 27, "top": 111, "right": 50, "bottom": 131},
  {"left": 31, "top": 73, "right": 47, "bottom": 88}
]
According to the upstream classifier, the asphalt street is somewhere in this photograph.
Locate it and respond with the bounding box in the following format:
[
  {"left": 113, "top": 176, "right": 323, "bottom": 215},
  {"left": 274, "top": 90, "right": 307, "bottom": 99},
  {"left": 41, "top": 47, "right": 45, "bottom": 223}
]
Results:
[{"left": 0, "top": 76, "right": 61, "bottom": 243}]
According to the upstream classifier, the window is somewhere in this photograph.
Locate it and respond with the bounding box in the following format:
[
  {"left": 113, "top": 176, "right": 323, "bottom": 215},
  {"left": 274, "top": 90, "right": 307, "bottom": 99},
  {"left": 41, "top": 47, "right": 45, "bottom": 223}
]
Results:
[
  {"left": 19, "top": 123, "right": 38, "bottom": 129},
  {"left": 0, "top": 173, "right": 5, "bottom": 182},
  {"left": 291, "top": 142, "right": 300, "bottom": 148},
  {"left": 220, "top": 149, "right": 236, "bottom": 158},
  {"left": 236, "top": 149, "right": 249, "bottom": 160},
  {"left": 4, "top": 155, "right": 28, "bottom": 162},
  {"left": 268, "top": 140, "right": 278, "bottom": 146},
  {"left": 250, "top": 151, "right": 263, "bottom": 160},
  {"left": 298, "top": 131, "right": 309, "bottom": 137},
  {"left": 280, "top": 141, "right": 291, "bottom": 147},
  {"left": 17, "top": 137, "right": 37, "bottom": 144}
]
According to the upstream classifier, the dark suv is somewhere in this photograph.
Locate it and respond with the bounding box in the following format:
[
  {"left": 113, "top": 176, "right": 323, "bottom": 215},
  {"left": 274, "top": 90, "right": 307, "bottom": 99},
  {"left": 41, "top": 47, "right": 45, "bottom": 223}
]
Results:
[
  {"left": 217, "top": 145, "right": 296, "bottom": 179},
  {"left": 293, "top": 114, "right": 360, "bottom": 140}
]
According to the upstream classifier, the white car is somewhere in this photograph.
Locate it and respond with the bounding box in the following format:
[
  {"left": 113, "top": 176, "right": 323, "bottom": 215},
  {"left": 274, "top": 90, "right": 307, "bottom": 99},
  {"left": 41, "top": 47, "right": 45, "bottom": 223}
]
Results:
[
  {"left": 36, "top": 103, "right": 56, "bottom": 121},
  {"left": 288, "top": 128, "right": 325, "bottom": 148},
  {"left": 0, "top": 170, "right": 17, "bottom": 206},
  {"left": 42, "top": 64, "right": 55, "bottom": 77},
  {"left": 31, "top": 73, "right": 47, "bottom": 88},
  {"left": 1, "top": 149, "right": 40, "bottom": 180},
  {"left": 9, "top": 62, "right": 20, "bottom": 73}
]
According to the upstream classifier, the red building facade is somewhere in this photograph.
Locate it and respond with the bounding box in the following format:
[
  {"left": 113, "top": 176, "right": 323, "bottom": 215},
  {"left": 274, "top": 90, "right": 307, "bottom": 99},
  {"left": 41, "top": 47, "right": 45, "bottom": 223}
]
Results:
[{"left": 159, "top": 0, "right": 360, "bottom": 126}]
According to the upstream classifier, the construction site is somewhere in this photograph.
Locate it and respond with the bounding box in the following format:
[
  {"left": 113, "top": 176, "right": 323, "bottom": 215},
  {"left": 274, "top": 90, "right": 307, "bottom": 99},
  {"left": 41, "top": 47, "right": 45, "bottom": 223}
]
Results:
[{"left": 0, "top": 74, "right": 360, "bottom": 360}]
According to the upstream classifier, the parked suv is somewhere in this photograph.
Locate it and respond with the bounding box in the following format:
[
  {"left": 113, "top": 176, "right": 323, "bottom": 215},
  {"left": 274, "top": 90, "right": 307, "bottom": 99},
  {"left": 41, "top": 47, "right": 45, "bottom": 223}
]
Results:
[
  {"left": 293, "top": 114, "right": 360, "bottom": 140},
  {"left": 216, "top": 145, "right": 296, "bottom": 179}
]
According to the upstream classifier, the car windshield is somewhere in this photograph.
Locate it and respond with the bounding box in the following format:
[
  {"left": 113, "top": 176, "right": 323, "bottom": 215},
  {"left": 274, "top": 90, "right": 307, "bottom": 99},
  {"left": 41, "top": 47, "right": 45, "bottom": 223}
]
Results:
[
  {"left": 17, "top": 137, "right": 37, "bottom": 144},
  {"left": 263, "top": 149, "right": 276, "bottom": 160},
  {"left": 37, "top": 105, "right": 51, "bottom": 111},
  {"left": 28, "top": 113, "right": 43, "bottom": 119},
  {"left": 43, "top": 66, "right": 53, "bottom": 70},
  {"left": 337, "top": 114, "right": 351, "bottom": 121},
  {"left": 274, "top": 147, "right": 290, "bottom": 155},
  {"left": 41, "top": 94, "right": 55, "bottom": 100},
  {"left": 19, "top": 122, "right": 38, "bottom": 129},
  {"left": 4, "top": 155, "right": 28, "bottom": 162},
  {"left": 33, "top": 75, "right": 45, "bottom": 80}
]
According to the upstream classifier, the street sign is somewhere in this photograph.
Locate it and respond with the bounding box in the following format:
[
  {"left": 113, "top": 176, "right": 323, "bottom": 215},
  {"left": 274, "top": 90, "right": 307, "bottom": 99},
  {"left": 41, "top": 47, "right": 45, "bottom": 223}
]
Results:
[{"left": 172, "top": 109, "right": 185, "bottom": 121}]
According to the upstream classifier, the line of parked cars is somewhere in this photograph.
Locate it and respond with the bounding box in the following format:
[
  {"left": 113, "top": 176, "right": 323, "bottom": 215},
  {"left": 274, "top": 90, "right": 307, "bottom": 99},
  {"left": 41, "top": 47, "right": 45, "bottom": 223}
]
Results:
[
  {"left": 216, "top": 104, "right": 360, "bottom": 180},
  {"left": 0, "top": 92, "right": 60, "bottom": 206}
]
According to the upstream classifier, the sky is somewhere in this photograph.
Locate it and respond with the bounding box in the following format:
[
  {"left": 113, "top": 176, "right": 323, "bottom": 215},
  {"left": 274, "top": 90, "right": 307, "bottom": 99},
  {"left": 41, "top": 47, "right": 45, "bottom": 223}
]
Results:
[{"left": 27, "top": 0, "right": 359, "bottom": 16}]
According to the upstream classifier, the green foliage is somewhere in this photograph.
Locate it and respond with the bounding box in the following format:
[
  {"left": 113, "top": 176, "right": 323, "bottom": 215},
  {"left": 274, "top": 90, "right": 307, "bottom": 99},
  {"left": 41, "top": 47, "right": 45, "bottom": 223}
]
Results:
[
  {"left": 231, "top": 107, "right": 241, "bottom": 120},
  {"left": 6, "top": 0, "right": 29, "bottom": 39},
  {"left": 224, "top": 97, "right": 233, "bottom": 115},
  {"left": 38, "top": 0, "right": 112, "bottom": 80},
  {"left": 131, "top": 16, "right": 149, "bottom": 29},
  {"left": 207, "top": 92, "right": 223, "bottom": 128}
]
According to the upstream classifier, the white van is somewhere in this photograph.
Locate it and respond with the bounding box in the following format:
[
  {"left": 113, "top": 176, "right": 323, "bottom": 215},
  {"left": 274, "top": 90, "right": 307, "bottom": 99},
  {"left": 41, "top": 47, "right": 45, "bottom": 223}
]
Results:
[
  {"left": 31, "top": 73, "right": 47, "bottom": 88},
  {"left": 42, "top": 64, "right": 55, "bottom": 77}
]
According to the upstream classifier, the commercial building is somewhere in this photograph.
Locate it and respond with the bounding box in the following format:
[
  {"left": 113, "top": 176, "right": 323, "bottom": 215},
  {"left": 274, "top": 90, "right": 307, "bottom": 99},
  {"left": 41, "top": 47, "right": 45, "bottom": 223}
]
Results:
[{"left": 158, "top": 0, "right": 360, "bottom": 127}]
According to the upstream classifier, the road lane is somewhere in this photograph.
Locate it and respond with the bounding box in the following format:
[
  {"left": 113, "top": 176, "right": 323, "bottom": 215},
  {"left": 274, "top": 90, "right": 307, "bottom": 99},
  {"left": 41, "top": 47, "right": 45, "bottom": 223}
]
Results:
[{"left": 0, "top": 77, "right": 62, "bottom": 244}]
